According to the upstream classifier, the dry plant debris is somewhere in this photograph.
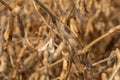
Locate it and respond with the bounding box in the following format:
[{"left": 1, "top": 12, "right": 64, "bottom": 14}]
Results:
[{"left": 0, "top": 0, "right": 120, "bottom": 80}]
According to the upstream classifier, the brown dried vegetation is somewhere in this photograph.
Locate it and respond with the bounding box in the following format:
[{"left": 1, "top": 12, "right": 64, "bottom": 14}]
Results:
[{"left": 0, "top": 0, "right": 120, "bottom": 80}]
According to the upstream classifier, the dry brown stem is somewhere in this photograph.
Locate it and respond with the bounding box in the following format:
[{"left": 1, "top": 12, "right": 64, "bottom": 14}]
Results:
[{"left": 0, "top": 0, "right": 120, "bottom": 79}]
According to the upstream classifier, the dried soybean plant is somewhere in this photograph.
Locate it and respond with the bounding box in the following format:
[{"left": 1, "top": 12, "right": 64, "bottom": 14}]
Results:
[{"left": 0, "top": 0, "right": 120, "bottom": 80}]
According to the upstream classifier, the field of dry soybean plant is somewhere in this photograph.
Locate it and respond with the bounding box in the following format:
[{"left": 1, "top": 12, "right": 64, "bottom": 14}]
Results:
[{"left": 0, "top": 0, "right": 120, "bottom": 80}]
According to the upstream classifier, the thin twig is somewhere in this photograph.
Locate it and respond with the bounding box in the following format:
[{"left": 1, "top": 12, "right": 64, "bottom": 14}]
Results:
[
  {"left": 77, "top": 25, "right": 120, "bottom": 56},
  {"left": 0, "top": 0, "right": 12, "bottom": 11}
]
